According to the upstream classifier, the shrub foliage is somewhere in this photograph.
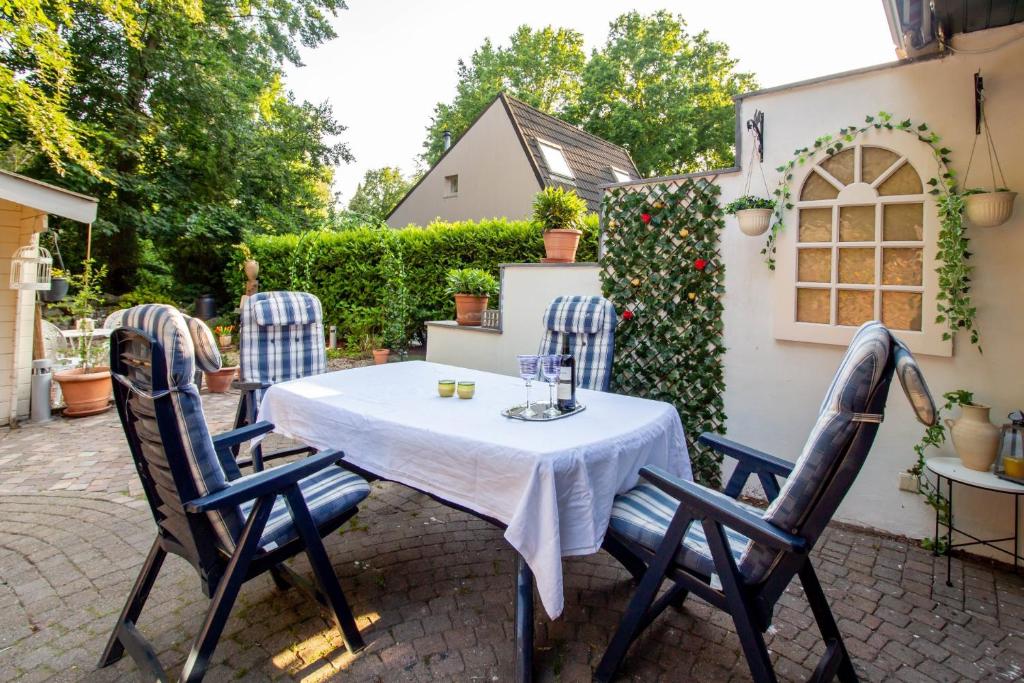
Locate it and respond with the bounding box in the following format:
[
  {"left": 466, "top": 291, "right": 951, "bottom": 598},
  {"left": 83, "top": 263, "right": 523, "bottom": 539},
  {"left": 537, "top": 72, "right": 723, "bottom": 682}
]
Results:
[{"left": 232, "top": 216, "right": 599, "bottom": 342}]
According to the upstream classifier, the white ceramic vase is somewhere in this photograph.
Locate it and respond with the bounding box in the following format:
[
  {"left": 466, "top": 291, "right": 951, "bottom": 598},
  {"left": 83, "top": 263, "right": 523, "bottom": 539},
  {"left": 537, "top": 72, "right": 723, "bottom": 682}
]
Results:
[{"left": 946, "top": 403, "right": 1000, "bottom": 472}]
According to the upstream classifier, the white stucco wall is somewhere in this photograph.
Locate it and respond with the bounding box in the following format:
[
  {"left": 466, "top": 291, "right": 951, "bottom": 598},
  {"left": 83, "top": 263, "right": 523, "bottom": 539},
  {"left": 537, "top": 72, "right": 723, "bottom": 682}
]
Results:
[
  {"left": 425, "top": 264, "right": 602, "bottom": 376},
  {"left": 387, "top": 98, "right": 542, "bottom": 227},
  {"left": 710, "top": 26, "right": 1024, "bottom": 552}
]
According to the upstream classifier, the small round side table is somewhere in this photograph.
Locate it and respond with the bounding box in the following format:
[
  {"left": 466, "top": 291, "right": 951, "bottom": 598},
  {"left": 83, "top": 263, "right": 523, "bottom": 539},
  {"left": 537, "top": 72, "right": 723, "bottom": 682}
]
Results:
[{"left": 925, "top": 456, "right": 1024, "bottom": 586}]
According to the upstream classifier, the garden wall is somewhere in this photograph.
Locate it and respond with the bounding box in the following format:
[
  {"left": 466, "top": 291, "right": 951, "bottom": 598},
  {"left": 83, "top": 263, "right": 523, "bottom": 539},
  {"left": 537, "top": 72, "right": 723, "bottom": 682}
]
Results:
[{"left": 233, "top": 216, "right": 599, "bottom": 343}]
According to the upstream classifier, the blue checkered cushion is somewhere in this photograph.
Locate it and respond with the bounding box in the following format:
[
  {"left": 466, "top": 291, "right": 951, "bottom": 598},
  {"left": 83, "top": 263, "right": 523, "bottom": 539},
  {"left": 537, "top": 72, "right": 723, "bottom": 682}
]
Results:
[
  {"left": 118, "top": 304, "right": 368, "bottom": 554},
  {"left": 893, "top": 338, "right": 936, "bottom": 426},
  {"left": 240, "top": 292, "right": 326, "bottom": 408},
  {"left": 738, "top": 321, "right": 893, "bottom": 580},
  {"left": 609, "top": 482, "right": 757, "bottom": 577},
  {"left": 538, "top": 296, "right": 616, "bottom": 391}
]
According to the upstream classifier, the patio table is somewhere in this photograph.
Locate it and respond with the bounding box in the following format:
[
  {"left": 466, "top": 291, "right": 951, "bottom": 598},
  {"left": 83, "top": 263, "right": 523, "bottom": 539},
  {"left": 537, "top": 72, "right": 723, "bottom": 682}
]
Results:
[{"left": 257, "top": 360, "right": 690, "bottom": 680}]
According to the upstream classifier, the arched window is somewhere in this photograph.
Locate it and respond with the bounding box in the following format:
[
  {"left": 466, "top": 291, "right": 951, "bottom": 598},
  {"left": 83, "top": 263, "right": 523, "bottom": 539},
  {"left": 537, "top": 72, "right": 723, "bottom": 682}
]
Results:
[{"left": 774, "top": 140, "right": 949, "bottom": 356}]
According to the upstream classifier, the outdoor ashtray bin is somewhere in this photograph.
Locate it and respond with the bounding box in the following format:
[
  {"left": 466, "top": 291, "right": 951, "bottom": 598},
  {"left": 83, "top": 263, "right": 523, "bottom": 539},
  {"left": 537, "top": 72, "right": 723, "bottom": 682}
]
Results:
[{"left": 31, "top": 358, "right": 54, "bottom": 423}]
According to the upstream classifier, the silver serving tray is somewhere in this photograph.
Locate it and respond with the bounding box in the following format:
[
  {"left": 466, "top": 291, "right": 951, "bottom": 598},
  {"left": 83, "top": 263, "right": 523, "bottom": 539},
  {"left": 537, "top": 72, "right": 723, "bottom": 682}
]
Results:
[{"left": 502, "top": 402, "right": 586, "bottom": 421}]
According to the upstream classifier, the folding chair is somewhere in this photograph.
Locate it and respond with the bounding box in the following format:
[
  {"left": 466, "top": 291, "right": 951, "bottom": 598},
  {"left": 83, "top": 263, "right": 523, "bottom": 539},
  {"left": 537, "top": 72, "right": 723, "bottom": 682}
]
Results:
[
  {"left": 596, "top": 321, "right": 937, "bottom": 682},
  {"left": 538, "top": 295, "right": 617, "bottom": 391},
  {"left": 235, "top": 291, "right": 327, "bottom": 469},
  {"left": 98, "top": 304, "right": 370, "bottom": 682}
]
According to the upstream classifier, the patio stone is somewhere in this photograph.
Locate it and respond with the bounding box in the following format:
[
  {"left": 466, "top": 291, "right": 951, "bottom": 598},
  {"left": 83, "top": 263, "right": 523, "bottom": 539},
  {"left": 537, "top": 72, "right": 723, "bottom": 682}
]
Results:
[{"left": 1, "top": 388, "right": 1024, "bottom": 681}]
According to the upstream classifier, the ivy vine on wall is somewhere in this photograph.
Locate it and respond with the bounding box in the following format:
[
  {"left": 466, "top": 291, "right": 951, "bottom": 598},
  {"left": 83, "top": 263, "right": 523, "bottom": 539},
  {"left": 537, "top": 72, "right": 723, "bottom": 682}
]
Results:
[
  {"left": 762, "top": 111, "right": 980, "bottom": 349},
  {"left": 601, "top": 179, "right": 727, "bottom": 486}
]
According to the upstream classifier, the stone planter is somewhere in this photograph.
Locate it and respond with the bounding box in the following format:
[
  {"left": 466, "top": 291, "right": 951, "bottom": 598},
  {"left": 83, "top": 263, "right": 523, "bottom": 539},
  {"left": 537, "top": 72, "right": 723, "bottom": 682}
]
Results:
[
  {"left": 964, "top": 191, "right": 1016, "bottom": 228},
  {"left": 204, "top": 366, "right": 238, "bottom": 393},
  {"left": 372, "top": 349, "right": 390, "bottom": 365},
  {"left": 542, "top": 228, "right": 582, "bottom": 263},
  {"left": 454, "top": 294, "right": 489, "bottom": 326},
  {"left": 946, "top": 403, "right": 1000, "bottom": 472},
  {"left": 54, "top": 366, "right": 112, "bottom": 417},
  {"left": 736, "top": 208, "right": 773, "bottom": 236},
  {"left": 218, "top": 334, "right": 232, "bottom": 349}
]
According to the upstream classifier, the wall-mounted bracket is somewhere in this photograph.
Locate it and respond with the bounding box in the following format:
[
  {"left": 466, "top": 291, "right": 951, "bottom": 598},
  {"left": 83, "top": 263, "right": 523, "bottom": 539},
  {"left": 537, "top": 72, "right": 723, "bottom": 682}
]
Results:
[
  {"left": 746, "top": 110, "right": 765, "bottom": 163},
  {"left": 973, "top": 71, "right": 984, "bottom": 136}
]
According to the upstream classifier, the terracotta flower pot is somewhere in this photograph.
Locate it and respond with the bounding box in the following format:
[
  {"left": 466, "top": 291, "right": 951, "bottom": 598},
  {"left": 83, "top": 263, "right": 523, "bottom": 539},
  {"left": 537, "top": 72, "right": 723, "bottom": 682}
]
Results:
[
  {"left": 736, "top": 208, "right": 773, "bottom": 236},
  {"left": 543, "top": 228, "right": 582, "bottom": 263},
  {"left": 372, "top": 349, "right": 390, "bottom": 365},
  {"left": 204, "top": 366, "right": 238, "bottom": 393},
  {"left": 454, "top": 294, "right": 489, "bottom": 326},
  {"left": 946, "top": 404, "right": 1000, "bottom": 472},
  {"left": 964, "top": 191, "right": 1017, "bottom": 228},
  {"left": 55, "top": 366, "right": 112, "bottom": 417}
]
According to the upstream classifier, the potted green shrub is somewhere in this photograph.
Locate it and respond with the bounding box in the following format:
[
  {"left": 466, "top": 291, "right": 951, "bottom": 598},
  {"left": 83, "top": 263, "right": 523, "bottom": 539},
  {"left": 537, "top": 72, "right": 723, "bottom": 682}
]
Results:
[
  {"left": 533, "top": 186, "right": 588, "bottom": 262},
  {"left": 54, "top": 259, "right": 113, "bottom": 416},
  {"left": 445, "top": 268, "right": 499, "bottom": 326},
  {"left": 963, "top": 187, "right": 1016, "bottom": 228},
  {"left": 724, "top": 195, "right": 775, "bottom": 236}
]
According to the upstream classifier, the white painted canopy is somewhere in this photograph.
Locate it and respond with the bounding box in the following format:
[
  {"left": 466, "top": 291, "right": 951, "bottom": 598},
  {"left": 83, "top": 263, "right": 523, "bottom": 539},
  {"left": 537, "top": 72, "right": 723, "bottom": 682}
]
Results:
[{"left": 0, "top": 169, "right": 98, "bottom": 224}]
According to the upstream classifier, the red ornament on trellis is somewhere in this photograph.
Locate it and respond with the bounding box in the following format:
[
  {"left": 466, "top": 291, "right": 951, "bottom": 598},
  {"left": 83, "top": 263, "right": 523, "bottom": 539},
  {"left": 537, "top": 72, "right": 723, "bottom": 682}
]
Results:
[
  {"left": 694, "top": 258, "right": 708, "bottom": 271},
  {"left": 640, "top": 213, "right": 651, "bottom": 224},
  {"left": 622, "top": 309, "right": 635, "bottom": 321}
]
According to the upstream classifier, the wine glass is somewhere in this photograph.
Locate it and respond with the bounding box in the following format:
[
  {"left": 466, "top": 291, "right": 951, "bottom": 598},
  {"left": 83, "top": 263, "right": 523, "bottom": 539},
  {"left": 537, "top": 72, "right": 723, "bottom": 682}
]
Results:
[
  {"left": 517, "top": 354, "right": 540, "bottom": 417},
  {"left": 540, "top": 354, "right": 562, "bottom": 418}
]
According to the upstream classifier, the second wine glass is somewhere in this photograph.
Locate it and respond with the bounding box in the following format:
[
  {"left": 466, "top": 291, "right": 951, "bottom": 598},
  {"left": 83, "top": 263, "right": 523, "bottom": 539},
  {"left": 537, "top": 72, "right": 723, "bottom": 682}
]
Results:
[{"left": 540, "top": 354, "right": 562, "bottom": 418}]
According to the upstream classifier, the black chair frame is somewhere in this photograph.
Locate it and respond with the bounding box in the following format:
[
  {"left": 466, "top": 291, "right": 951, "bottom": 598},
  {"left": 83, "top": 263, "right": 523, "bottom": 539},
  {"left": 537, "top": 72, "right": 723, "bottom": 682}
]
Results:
[
  {"left": 596, "top": 352, "right": 895, "bottom": 683},
  {"left": 98, "top": 328, "right": 365, "bottom": 682}
]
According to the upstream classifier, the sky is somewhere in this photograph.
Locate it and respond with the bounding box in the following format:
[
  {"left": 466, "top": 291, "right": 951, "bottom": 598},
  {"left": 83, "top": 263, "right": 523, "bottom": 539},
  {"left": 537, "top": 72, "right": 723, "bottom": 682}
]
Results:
[{"left": 282, "top": 1, "right": 898, "bottom": 205}]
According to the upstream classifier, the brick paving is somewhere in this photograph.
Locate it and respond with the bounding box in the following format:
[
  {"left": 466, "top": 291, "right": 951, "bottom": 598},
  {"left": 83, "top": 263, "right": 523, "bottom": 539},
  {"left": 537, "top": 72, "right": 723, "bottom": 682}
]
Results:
[{"left": 1, "top": 388, "right": 1023, "bottom": 681}]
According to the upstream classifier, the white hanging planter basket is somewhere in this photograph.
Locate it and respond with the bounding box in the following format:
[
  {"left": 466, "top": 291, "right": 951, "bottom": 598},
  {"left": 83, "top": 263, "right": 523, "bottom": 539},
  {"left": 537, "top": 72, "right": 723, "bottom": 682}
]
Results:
[
  {"left": 9, "top": 244, "right": 53, "bottom": 290},
  {"left": 964, "top": 191, "right": 1017, "bottom": 228},
  {"left": 736, "top": 208, "right": 773, "bottom": 236}
]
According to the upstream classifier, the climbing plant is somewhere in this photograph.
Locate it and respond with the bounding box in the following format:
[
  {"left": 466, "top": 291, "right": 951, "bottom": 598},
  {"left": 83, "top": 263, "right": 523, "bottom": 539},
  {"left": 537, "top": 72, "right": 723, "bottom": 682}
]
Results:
[
  {"left": 601, "top": 178, "right": 727, "bottom": 486},
  {"left": 762, "top": 111, "right": 980, "bottom": 350}
]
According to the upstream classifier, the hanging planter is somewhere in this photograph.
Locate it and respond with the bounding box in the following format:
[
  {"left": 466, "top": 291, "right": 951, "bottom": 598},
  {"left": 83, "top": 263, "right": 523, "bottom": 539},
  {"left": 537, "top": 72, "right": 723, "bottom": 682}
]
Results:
[
  {"left": 964, "top": 189, "right": 1017, "bottom": 228},
  {"left": 724, "top": 196, "right": 775, "bottom": 236},
  {"left": 962, "top": 72, "right": 1016, "bottom": 228},
  {"left": 40, "top": 274, "right": 69, "bottom": 303}
]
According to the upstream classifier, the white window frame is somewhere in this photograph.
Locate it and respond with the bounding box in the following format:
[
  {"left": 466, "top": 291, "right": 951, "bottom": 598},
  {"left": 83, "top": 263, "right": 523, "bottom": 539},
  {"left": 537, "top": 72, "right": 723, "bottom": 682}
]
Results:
[
  {"left": 536, "top": 139, "right": 575, "bottom": 180},
  {"left": 444, "top": 174, "right": 459, "bottom": 198},
  {"left": 611, "top": 167, "right": 632, "bottom": 183},
  {"left": 773, "top": 131, "right": 951, "bottom": 357}
]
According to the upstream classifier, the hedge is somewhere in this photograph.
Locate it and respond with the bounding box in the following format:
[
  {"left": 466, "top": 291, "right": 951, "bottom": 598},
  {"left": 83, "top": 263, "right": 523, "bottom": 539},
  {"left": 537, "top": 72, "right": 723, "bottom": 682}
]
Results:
[{"left": 230, "top": 216, "right": 599, "bottom": 343}]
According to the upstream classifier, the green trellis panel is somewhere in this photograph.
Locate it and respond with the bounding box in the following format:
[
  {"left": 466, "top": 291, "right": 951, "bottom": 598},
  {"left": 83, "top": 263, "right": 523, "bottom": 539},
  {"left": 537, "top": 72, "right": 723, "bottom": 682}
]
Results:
[{"left": 600, "top": 178, "right": 727, "bottom": 486}]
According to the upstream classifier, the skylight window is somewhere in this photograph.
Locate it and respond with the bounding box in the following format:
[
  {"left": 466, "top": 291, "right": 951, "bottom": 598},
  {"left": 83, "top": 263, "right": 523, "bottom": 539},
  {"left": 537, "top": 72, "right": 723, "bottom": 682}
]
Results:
[
  {"left": 537, "top": 140, "right": 575, "bottom": 179},
  {"left": 611, "top": 167, "right": 632, "bottom": 183}
]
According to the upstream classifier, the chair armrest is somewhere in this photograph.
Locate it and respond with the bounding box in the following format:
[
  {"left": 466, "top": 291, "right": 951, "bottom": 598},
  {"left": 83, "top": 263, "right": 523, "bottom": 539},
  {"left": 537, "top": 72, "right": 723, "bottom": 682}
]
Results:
[
  {"left": 640, "top": 466, "right": 806, "bottom": 554},
  {"left": 236, "top": 380, "right": 270, "bottom": 392},
  {"left": 698, "top": 433, "right": 794, "bottom": 478},
  {"left": 185, "top": 449, "right": 346, "bottom": 513},
  {"left": 212, "top": 421, "right": 275, "bottom": 452}
]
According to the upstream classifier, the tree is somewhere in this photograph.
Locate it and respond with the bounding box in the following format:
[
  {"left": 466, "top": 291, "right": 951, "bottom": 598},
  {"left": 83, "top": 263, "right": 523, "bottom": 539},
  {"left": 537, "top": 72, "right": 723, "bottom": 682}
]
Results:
[
  {"left": 572, "top": 11, "right": 757, "bottom": 177},
  {"left": 422, "top": 25, "right": 586, "bottom": 164},
  {"left": 6, "top": 0, "right": 352, "bottom": 297},
  {"left": 347, "top": 167, "right": 414, "bottom": 223}
]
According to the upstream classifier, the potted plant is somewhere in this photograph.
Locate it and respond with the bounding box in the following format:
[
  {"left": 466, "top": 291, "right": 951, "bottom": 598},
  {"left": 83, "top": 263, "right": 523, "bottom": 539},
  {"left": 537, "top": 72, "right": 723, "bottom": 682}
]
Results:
[
  {"left": 213, "top": 324, "right": 234, "bottom": 349},
  {"left": 445, "top": 268, "right": 499, "bottom": 326},
  {"left": 724, "top": 195, "right": 775, "bottom": 236},
  {"left": 963, "top": 187, "right": 1017, "bottom": 228},
  {"left": 533, "top": 186, "right": 588, "bottom": 262},
  {"left": 205, "top": 347, "right": 239, "bottom": 393},
  {"left": 40, "top": 268, "right": 69, "bottom": 303},
  {"left": 54, "top": 259, "right": 113, "bottom": 417}
]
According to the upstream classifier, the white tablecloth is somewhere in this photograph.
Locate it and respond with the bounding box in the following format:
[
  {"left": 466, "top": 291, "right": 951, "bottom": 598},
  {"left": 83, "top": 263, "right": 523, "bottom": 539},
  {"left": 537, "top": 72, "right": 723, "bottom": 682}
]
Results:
[{"left": 257, "top": 361, "right": 690, "bottom": 618}]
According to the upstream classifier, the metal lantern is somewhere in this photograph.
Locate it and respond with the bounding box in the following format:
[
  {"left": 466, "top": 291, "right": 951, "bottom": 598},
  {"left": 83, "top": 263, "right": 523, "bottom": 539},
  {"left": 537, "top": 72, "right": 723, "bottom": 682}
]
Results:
[
  {"left": 996, "top": 410, "right": 1024, "bottom": 478},
  {"left": 9, "top": 244, "right": 53, "bottom": 290}
]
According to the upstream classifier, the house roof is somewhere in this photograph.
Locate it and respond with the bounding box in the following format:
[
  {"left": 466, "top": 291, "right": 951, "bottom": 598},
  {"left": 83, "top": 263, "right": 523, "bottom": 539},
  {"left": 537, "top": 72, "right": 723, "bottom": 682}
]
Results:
[
  {"left": 500, "top": 94, "right": 640, "bottom": 211},
  {"left": 0, "top": 169, "right": 98, "bottom": 224}
]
